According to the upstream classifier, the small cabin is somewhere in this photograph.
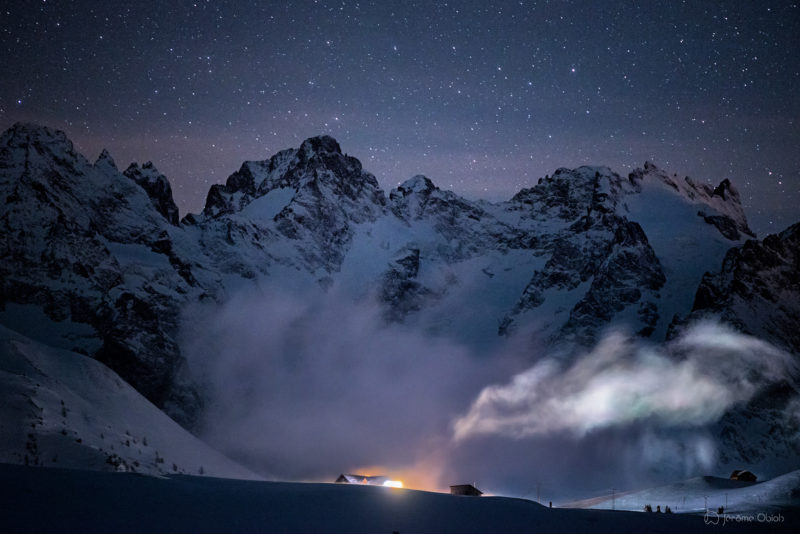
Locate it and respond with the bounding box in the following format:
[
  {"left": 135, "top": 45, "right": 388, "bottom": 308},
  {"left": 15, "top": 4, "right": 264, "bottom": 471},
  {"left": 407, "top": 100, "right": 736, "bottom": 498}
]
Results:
[
  {"left": 729, "top": 470, "right": 757, "bottom": 482},
  {"left": 450, "top": 484, "right": 483, "bottom": 496},
  {"left": 335, "top": 474, "right": 389, "bottom": 486}
]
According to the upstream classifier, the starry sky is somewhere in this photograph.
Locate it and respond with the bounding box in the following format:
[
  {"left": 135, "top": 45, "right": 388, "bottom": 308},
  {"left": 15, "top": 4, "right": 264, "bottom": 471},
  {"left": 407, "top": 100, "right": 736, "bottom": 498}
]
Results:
[{"left": 2, "top": 0, "right": 798, "bottom": 234}]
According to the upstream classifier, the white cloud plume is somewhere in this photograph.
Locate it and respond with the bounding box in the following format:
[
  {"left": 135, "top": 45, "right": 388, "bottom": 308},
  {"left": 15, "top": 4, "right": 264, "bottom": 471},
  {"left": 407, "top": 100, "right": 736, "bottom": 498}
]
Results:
[{"left": 453, "top": 322, "right": 796, "bottom": 441}]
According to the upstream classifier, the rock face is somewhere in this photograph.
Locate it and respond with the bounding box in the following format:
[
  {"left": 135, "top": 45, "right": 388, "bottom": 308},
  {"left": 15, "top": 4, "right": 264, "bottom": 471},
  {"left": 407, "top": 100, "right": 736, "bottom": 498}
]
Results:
[
  {"left": 499, "top": 167, "right": 667, "bottom": 344},
  {"left": 381, "top": 247, "right": 432, "bottom": 322},
  {"left": 687, "top": 222, "right": 800, "bottom": 354},
  {"left": 0, "top": 122, "right": 785, "bottom": 432},
  {"left": 124, "top": 162, "right": 181, "bottom": 226},
  {"left": 194, "top": 134, "right": 386, "bottom": 278},
  {"left": 0, "top": 123, "right": 202, "bottom": 426},
  {"left": 675, "top": 223, "right": 800, "bottom": 471}
]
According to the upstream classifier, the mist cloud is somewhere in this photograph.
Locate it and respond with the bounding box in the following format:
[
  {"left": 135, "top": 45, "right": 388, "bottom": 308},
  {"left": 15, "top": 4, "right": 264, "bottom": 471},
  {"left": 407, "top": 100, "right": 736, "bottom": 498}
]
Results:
[
  {"left": 181, "top": 285, "right": 797, "bottom": 497},
  {"left": 180, "top": 283, "right": 518, "bottom": 488},
  {"left": 453, "top": 322, "right": 796, "bottom": 441}
]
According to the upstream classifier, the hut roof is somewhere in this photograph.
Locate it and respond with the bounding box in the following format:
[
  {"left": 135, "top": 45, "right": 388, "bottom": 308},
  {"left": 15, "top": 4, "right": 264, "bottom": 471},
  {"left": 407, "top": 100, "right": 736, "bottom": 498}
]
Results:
[{"left": 335, "top": 474, "right": 390, "bottom": 485}]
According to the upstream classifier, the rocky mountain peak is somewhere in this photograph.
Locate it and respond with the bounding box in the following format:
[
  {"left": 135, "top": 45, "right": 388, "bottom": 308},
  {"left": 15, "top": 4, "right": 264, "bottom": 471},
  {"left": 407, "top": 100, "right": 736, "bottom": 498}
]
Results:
[
  {"left": 124, "top": 162, "right": 180, "bottom": 225},
  {"left": 392, "top": 175, "right": 437, "bottom": 199},
  {"left": 290, "top": 136, "right": 381, "bottom": 204},
  {"left": 712, "top": 178, "right": 736, "bottom": 201},
  {"left": 2, "top": 122, "right": 72, "bottom": 147},
  {"left": 631, "top": 163, "right": 755, "bottom": 240},
  {"left": 510, "top": 165, "right": 624, "bottom": 221},
  {"left": 94, "top": 148, "right": 118, "bottom": 171},
  {"left": 0, "top": 122, "right": 84, "bottom": 173},
  {"left": 201, "top": 134, "right": 384, "bottom": 220},
  {"left": 298, "top": 135, "right": 342, "bottom": 157}
]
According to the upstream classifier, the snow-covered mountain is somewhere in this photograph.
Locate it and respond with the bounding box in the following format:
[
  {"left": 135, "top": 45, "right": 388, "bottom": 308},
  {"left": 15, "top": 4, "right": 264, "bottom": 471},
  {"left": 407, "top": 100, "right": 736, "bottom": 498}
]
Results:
[
  {"left": 683, "top": 221, "right": 799, "bottom": 353},
  {"left": 184, "top": 142, "right": 755, "bottom": 350},
  {"left": 674, "top": 223, "right": 800, "bottom": 473},
  {"left": 0, "top": 123, "right": 202, "bottom": 427},
  {"left": 0, "top": 324, "right": 258, "bottom": 479},
  {"left": 1, "top": 122, "right": 796, "bottom": 478}
]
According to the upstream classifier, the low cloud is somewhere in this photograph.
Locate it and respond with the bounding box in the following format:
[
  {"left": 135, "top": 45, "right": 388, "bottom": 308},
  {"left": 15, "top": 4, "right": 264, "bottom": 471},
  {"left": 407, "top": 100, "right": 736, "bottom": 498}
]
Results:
[
  {"left": 181, "top": 287, "right": 796, "bottom": 497},
  {"left": 453, "top": 322, "right": 795, "bottom": 441},
  {"left": 180, "top": 283, "right": 516, "bottom": 488}
]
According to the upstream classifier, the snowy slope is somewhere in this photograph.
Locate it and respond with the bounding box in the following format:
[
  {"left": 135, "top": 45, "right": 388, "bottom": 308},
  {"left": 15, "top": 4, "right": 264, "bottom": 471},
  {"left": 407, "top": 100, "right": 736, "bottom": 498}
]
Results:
[
  {"left": 0, "top": 325, "right": 259, "bottom": 479},
  {"left": 624, "top": 163, "right": 753, "bottom": 339},
  {"left": 1, "top": 463, "right": 795, "bottom": 534},
  {"left": 571, "top": 470, "right": 800, "bottom": 515},
  {"left": 0, "top": 123, "right": 205, "bottom": 426}
]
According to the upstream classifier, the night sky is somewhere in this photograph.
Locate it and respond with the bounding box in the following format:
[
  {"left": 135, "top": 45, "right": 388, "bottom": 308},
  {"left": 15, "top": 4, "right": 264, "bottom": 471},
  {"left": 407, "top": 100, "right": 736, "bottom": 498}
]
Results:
[{"left": 2, "top": 1, "right": 798, "bottom": 233}]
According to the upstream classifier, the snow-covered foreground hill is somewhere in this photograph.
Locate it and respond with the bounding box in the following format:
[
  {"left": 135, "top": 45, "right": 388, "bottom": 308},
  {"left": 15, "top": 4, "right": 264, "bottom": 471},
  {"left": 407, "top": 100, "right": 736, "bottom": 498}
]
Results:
[
  {"left": 568, "top": 470, "right": 800, "bottom": 515},
  {"left": 0, "top": 463, "right": 795, "bottom": 534},
  {"left": 0, "top": 325, "right": 258, "bottom": 479}
]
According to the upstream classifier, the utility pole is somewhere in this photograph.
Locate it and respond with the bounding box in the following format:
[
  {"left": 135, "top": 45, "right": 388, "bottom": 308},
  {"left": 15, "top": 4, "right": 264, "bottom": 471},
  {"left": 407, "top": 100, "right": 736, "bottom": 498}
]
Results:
[
  {"left": 537, "top": 483, "right": 540, "bottom": 505},
  {"left": 612, "top": 488, "right": 616, "bottom": 511}
]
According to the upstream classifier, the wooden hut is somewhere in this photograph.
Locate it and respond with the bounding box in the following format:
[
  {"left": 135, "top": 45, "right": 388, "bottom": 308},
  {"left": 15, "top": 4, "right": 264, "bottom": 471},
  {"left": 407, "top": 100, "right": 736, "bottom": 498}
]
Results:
[
  {"left": 729, "top": 470, "right": 757, "bottom": 482},
  {"left": 450, "top": 484, "right": 483, "bottom": 496}
]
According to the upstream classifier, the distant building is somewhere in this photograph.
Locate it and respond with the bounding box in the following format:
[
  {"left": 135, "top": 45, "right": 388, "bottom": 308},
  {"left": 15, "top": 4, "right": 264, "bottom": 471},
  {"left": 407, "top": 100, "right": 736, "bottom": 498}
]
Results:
[
  {"left": 335, "top": 474, "right": 390, "bottom": 486},
  {"left": 729, "top": 470, "right": 757, "bottom": 482},
  {"left": 450, "top": 484, "right": 483, "bottom": 496}
]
